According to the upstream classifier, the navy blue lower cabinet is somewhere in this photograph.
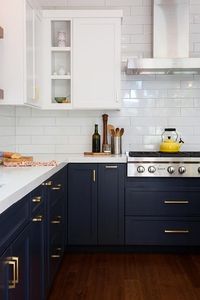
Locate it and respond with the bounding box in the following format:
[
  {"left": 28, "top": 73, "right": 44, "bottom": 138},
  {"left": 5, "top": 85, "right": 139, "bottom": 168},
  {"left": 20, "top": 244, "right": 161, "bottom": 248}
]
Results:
[
  {"left": 98, "top": 164, "right": 125, "bottom": 245},
  {"left": 68, "top": 164, "right": 98, "bottom": 245}
]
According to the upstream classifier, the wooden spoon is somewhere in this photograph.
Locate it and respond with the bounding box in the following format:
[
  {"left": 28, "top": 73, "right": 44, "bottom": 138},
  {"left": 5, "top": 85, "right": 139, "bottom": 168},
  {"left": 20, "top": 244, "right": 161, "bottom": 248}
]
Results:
[
  {"left": 120, "top": 128, "right": 124, "bottom": 136},
  {"left": 115, "top": 128, "right": 120, "bottom": 136},
  {"left": 107, "top": 124, "right": 115, "bottom": 135}
]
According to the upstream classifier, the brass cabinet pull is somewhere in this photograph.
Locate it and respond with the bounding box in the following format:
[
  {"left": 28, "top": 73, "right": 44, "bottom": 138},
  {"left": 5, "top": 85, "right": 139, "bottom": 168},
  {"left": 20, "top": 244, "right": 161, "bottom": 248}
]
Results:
[
  {"left": 32, "top": 196, "right": 42, "bottom": 203},
  {"left": 42, "top": 181, "right": 52, "bottom": 186},
  {"left": 5, "top": 256, "right": 19, "bottom": 289},
  {"left": 51, "top": 255, "right": 61, "bottom": 258},
  {"left": 164, "top": 200, "right": 189, "bottom": 204},
  {"left": 51, "top": 216, "right": 62, "bottom": 224},
  {"left": 5, "top": 260, "right": 16, "bottom": 289},
  {"left": 51, "top": 187, "right": 61, "bottom": 190},
  {"left": 164, "top": 229, "right": 189, "bottom": 234},
  {"left": 32, "top": 215, "right": 43, "bottom": 222},
  {"left": 105, "top": 165, "right": 118, "bottom": 169},
  {"left": 93, "top": 170, "right": 96, "bottom": 182}
]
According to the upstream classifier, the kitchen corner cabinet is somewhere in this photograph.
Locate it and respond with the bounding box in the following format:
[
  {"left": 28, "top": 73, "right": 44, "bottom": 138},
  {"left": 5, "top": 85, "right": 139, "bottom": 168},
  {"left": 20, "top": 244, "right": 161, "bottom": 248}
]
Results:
[
  {"left": 0, "top": 0, "right": 42, "bottom": 106},
  {"left": 67, "top": 163, "right": 125, "bottom": 246},
  {"left": 0, "top": 166, "right": 66, "bottom": 300},
  {"left": 39, "top": 10, "right": 122, "bottom": 110}
]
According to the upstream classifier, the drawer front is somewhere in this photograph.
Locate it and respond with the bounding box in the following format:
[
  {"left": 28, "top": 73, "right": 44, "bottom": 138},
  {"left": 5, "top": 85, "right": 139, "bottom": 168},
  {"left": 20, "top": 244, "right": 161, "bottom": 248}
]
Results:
[
  {"left": 126, "top": 217, "right": 200, "bottom": 246},
  {"left": 125, "top": 190, "right": 200, "bottom": 216},
  {"left": 49, "top": 232, "right": 64, "bottom": 285},
  {"left": 30, "top": 185, "right": 44, "bottom": 213},
  {"left": 50, "top": 198, "right": 64, "bottom": 237}
]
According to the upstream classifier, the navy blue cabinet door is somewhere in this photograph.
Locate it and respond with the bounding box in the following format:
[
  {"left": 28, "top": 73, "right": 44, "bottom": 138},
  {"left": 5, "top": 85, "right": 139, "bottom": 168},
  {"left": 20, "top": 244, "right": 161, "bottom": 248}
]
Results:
[
  {"left": 0, "top": 248, "right": 11, "bottom": 300},
  {"left": 10, "top": 226, "right": 30, "bottom": 300},
  {"left": 98, "top": 164, "right": 125, "bottom": 245},
  {"left": 68, "top": 164, "right": 98, "bottom": 245},
  {"left": 30, "top": 206, "right": 45, "bottom": 300}
]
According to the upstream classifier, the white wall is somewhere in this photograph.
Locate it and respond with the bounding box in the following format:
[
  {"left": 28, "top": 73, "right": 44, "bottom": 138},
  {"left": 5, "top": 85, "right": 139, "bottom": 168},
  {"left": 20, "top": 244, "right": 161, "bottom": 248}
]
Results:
[{"left": 2, "top": 0, "right": 200, "bottom": 159}]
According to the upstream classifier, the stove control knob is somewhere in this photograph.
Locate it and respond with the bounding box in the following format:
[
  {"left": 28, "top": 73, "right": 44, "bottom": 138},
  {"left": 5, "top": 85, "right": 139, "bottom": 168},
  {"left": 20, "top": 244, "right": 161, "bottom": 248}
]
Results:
[
  {"left": 178, "top": 166, "right": 186, "bottom": 175},
  {"left": 148, "top": 166, "right": 156, "bottom": 173},
  {"left": 167, "top": 166, "right": 175, "bottom": 174},
  {"left": 137, "top": 166, "right": 145, "bottom": 173}
]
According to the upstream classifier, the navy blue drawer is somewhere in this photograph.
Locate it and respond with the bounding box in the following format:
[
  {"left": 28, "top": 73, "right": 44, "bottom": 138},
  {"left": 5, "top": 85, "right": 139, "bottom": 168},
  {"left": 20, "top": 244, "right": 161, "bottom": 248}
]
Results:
[
  {"left": 125, "top": 217, "right": 200, "bottom": 246},
  {"left": 125, "top": 190, "right": 200, "bottom": 216},
  {"left": 30, "top": 185, "right": 44, "bottom": 214}
]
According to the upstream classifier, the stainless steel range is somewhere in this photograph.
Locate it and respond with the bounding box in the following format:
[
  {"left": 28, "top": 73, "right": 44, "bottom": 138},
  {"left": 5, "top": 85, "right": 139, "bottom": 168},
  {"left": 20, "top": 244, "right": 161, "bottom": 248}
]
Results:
[{"left": 127, "top": 151, "right": 200, "bottom": 177}]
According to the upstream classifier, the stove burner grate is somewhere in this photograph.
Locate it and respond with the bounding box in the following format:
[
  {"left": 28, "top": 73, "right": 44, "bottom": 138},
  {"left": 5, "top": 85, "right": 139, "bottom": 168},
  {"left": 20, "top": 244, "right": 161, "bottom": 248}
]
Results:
[{"left": 128, "top": 151, "right": 200, "bottom": 158}]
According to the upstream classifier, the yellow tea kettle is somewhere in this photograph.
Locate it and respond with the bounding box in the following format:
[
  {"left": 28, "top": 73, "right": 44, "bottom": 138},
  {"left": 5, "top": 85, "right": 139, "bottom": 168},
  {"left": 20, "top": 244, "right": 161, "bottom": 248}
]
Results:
[{"left": 160, "top": 128, "right": 184, "bottom": 153}]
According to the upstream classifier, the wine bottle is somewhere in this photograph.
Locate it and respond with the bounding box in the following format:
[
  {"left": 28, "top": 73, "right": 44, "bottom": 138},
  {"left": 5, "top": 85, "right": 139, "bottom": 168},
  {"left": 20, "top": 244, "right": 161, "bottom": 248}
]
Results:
[{"left": 92, "top": 124, "right": 101, "bottom": 153}]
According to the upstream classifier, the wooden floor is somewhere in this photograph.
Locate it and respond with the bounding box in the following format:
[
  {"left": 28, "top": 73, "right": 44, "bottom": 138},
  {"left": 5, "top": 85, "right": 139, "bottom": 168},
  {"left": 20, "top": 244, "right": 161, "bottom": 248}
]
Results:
[{"left": 48, "top": 253, "right": 200, "bottom": 300}]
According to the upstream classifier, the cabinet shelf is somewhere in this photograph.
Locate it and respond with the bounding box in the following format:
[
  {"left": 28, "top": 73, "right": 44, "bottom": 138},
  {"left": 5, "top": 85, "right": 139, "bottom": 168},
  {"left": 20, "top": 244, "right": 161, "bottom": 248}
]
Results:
[
  {"left": 51, "top": 47, "right": 71, "bottom": 52},
  {"left": 0, "top": 27, "right": 3, "bottom": 39},
  {"left": 51, "top": 75, "right": 71, "bottom": 80}
]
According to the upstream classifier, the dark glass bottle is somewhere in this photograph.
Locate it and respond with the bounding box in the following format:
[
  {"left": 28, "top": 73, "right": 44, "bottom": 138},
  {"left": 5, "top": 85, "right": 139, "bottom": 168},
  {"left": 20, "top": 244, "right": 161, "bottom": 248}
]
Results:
[{"left": 92, "top": 124, "right": 101, "bottom": 153}]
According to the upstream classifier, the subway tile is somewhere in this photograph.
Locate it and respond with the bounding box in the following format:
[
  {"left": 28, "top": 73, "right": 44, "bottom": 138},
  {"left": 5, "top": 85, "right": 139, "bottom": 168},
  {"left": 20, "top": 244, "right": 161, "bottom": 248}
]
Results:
[
  {"left": 0, "top": 127, "right": 15, "bottom": 136},
  {"left": 0, "top": 117, "right": 15, "bottom": 126},
  {"left": 106, "top": 0, "right": 141, "bottom": 6},
  {"left": 67, "top": 0, "right": 105, "bottom": 6},
  {"left": 123, "top": 15, "right": 152, "bottom": 25},
  {"left": 16, "top": 117, "right": 55, "bottom": 126},
  {"left": 131, "top": 6, "right": 152, "bottom": 16},
  {"left": 55, "top": 144, "right": 89, "bottom": 154},
  {"left": 31, "top": 135, "right": 69, "bottom": 145},
  {"left": 122, "top": 25, "right": 144, "bottom": 35},
  {"left": 44, "top": 126, "right": 81, "bottom": 136},
  {"left": 16, "top": 106, "right": 31, "bottom": 116},
  {"left": 17, "top": 145, "right": 55, "bottom": 154},
  {"left": 16, "top": 127, "right": 44, "bottom": 135},
  {"left": 0, "top": 106, "right": 15, "bottom": 116},
  {"left": 122, "top": 81, "right": 143, "bottom": 89},
  {"left": 143, "top": 80, "right": 180, "bottom": 89},
  {"left": 16, "top": 136, "right": 31, "bottom": 145}
]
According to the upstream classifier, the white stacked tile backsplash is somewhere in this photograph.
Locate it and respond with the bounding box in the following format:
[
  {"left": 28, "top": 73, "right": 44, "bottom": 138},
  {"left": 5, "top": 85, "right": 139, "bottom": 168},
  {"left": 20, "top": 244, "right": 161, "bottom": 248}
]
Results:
[{"left": 1, "top": 0, "right": 200, "bottom": 159}]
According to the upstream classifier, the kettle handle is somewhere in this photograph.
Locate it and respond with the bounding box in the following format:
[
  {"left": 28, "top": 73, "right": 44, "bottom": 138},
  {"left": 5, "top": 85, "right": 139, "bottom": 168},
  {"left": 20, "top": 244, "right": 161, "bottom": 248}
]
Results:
[{"left": 162, "top": 128, "right": 178, "bottom": 141}]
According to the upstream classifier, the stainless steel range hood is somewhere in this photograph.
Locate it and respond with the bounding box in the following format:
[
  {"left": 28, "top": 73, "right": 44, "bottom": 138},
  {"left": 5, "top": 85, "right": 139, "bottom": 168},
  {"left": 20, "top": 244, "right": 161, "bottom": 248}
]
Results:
[{"left": 126, "top": 0, "right": 200, "bottom": 75}]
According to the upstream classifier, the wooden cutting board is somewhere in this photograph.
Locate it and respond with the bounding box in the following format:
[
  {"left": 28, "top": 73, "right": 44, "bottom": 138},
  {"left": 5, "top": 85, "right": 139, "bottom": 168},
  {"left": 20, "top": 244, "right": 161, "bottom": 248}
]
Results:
[
  {"left": 84, "top": 152, "right": 111, "bottom": 156},
  {"left": 3, "top": 156, "right": 33, "bottom": 163}
]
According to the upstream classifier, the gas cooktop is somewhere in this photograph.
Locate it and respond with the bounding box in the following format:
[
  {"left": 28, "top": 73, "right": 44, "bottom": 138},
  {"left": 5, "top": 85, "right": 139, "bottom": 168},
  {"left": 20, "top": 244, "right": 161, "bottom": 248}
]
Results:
[
  {"left": 128, "top": 151, "right": 200, "bottom": 157},
  {"left": 127, "top": 151, "right": 200, "bottom": 177}
]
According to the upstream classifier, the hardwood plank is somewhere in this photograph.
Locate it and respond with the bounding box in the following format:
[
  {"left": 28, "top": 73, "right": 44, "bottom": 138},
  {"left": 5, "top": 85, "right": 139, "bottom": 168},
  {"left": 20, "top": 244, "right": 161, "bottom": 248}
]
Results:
[{"left": 48, "top": 253, "right": 200, "bottom": 300}]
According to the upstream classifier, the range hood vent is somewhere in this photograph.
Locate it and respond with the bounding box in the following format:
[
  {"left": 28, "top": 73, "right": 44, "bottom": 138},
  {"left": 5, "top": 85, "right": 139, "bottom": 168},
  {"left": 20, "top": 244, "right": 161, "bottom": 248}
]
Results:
[{"left": 126, "top": 0, "right": 200, "bottom": 75}]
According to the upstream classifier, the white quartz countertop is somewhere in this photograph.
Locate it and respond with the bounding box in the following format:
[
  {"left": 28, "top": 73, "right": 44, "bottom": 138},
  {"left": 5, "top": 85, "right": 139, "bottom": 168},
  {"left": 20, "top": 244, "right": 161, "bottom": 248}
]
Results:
[
  {"left": 0, "top": 154, "right": 127, "bottom": 215},
  {"left": 64, "top": 154, "right": 127, "bottom": 163},
  {"left": 0, "top": 162, "right": 67, "bottom": 214}
]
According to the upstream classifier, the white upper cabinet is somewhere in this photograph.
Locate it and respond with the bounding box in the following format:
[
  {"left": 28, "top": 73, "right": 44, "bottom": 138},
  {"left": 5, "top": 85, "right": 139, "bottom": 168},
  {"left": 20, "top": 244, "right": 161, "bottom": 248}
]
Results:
[
  {"left": 0, "top": 0, "right": 41, "bottom": 106},
  {"left": 73, "top": 18, "right": 121, "bottom": 110},
  {"left": 40, "top": 10, "right": 122, "bottom": 110}
]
